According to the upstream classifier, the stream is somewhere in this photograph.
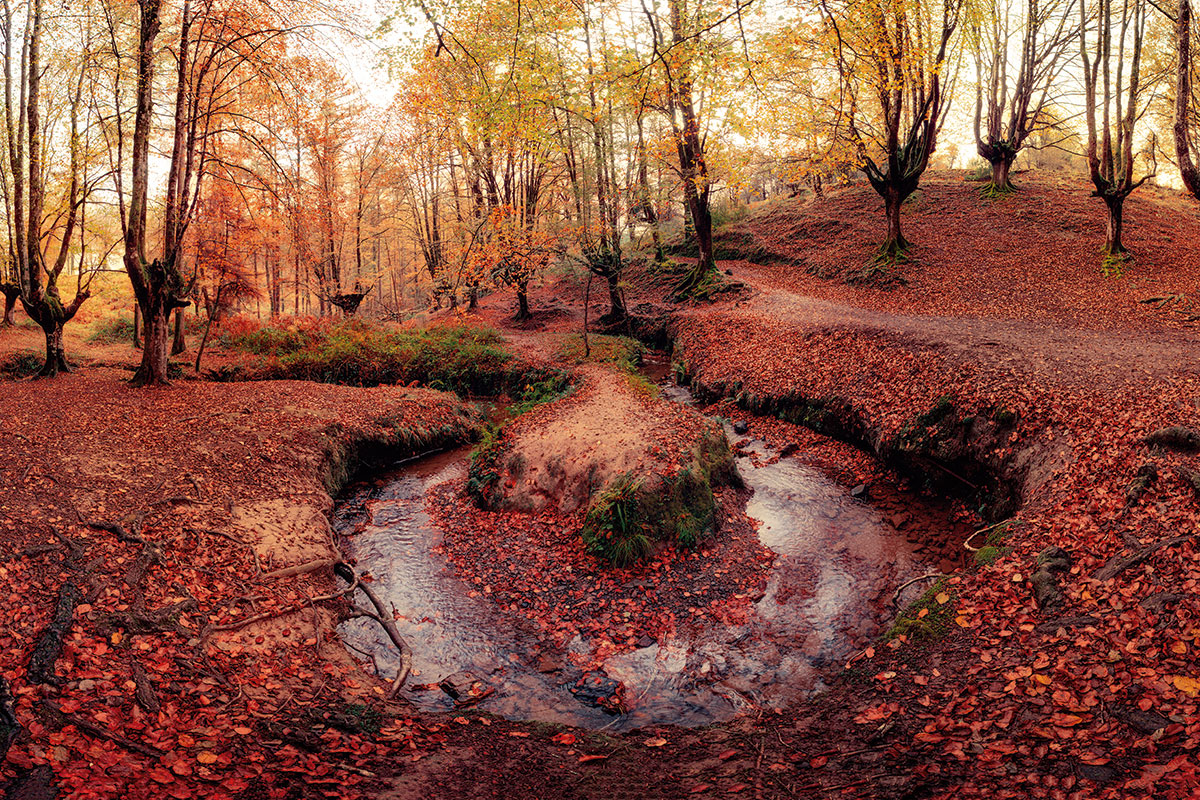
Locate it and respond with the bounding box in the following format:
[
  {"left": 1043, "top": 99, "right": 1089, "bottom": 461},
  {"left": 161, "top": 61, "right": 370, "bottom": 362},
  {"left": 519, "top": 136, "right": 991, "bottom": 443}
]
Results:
[{"left": 334, "top": 366, "right": 942, "bottom": 732}]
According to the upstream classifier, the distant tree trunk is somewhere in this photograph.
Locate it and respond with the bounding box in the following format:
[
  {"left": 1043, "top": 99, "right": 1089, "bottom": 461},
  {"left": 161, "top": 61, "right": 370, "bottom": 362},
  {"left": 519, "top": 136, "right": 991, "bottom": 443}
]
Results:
[
  {"left": 1, "top": 285, "right": 17, "bottom": 326},
  {"left": 170, "top": 308, "right": 186, "bottom": 355},
  {"left": 194, "top": 282, "right": 223, "bottom": 373},
  {"left": 516, "top": 283, "right": 531, "bottom": 320}
]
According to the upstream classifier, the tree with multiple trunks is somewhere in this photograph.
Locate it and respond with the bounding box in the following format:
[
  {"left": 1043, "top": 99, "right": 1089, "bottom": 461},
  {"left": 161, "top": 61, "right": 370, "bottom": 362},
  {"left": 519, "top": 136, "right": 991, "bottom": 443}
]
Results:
[
  {"left": 971, "top": 0, "right": 1080, "bottom": 195},
  {"left": 819, "top": 0, "right": 965, "bottom": 265},
  {"left": 1078, "top": 0, "right": 1156, "bottom": 263},
  {"left": 1, "top": 0, "right": 104, "bottom": 375},
  {"left": 115, "top": 0, "right": 325, "bottom": 385}
]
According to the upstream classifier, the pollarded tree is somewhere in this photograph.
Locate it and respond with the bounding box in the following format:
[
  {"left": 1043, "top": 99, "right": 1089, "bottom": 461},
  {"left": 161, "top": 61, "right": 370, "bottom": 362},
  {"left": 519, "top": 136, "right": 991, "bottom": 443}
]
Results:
[
  {"left": 971, "top": 0, "right": 1080, "bottom": 193},
  {"left": 1, "top": 0, "right": 101, "bottom": 374},
  {"left": 1078, "top": 0, "right": 1155, "bottom": 261},
  {"left": 820, "top": 0, "right": 965, "bottom": 263},
  {"left": 116, "top": 0, "right": 324, "bottom": 385}
]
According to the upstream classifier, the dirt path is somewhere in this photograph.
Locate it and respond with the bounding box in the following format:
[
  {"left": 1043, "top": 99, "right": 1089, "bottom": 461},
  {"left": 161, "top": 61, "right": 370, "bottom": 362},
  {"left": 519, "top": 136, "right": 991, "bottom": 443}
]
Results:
[{"left": 710, "top": 267, "right": 1200, "bottom": 385}]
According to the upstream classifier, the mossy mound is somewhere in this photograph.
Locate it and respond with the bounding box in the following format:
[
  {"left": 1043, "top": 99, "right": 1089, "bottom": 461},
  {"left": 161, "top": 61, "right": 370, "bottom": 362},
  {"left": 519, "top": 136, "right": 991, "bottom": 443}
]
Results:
[{"left": 580, "top": 425, "right": 737, "bottom": 565}]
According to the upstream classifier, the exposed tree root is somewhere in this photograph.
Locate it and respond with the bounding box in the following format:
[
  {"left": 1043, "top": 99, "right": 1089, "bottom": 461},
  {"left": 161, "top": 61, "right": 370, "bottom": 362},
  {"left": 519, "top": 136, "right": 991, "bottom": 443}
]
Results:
[
  {"left": 95, "top": 598, "right": 198, "bottom": 638},
  {"left": 1144, "top": 426, "right": 1200, "bottom": 452},
  {"left": 0, "top": 544, "right": 59, "bottom": 563},
  {"left": 187, "top": 526, "right": 262, "bottom": 575},
  {"left": 130, "top": 662, "right": 160, "bottom": 714},
  {"left": 27, "top": 583, "right": 82, "bottom": 686},
  {"left": 889, "top": 573, "right": 947, "bottom": 606},
  {"left": 0, "top": 677, "right": 18, "bottom": 761},
  {"left": 262, "top": 559, "right": 337, "bottom": 580},
  {"left": 1030, "top": 547, "right": 1072, "bottom": 612},
  {"left": 82, "top": 517, "right": 149, "bottom": 546},
  {"left": 37, "top": 700, "right": 163, "bottom": 758},
  {"left": 1094, "top": 534, "right": 1197, "bottom": 581},
  {"left": 1125, "top": 462, "right": 1158, "bottom": 506}
]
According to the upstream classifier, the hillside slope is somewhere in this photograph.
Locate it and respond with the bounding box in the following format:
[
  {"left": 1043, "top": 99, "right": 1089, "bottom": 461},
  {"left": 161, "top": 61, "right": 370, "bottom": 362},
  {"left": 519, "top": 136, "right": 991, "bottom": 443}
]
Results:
[{"left": 714, "top": 171, "right": 1200, "bottom": 333}]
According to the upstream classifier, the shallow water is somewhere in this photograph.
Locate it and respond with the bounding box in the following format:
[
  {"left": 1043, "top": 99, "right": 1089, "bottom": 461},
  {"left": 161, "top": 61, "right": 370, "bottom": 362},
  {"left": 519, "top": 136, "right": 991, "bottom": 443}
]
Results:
[{"left": 335, "top": 382, "right": 936, "bottom": 731}]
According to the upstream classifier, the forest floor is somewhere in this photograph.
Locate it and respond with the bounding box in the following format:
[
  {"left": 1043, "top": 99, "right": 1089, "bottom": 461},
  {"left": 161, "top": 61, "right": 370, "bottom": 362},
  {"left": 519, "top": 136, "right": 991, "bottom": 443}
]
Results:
[{"left": 2, "top": 171, "right": 1200, "bottom": 799}]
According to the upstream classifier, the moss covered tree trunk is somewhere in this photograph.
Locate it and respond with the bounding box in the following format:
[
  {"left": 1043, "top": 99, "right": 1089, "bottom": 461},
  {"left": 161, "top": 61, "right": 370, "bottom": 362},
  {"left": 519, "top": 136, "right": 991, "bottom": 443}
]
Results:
[
  {"left": 133, "top": 289, "right": 173, "bottom": 387},
  {"left": 605, "top": 273, "right": 626, "bottom": 322},
  {"left": 39, "top": 321, "right": 68, "bottom": 376},
  {"left": 991, "top": 156, "right": 1015, "bottom": 191}
]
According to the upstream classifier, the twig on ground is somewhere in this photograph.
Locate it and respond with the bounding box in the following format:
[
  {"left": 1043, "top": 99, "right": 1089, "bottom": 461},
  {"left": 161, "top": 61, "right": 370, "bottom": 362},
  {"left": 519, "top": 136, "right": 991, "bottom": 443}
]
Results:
[{"left": 890, "top": 573, "right": 947, "bottom": 606}]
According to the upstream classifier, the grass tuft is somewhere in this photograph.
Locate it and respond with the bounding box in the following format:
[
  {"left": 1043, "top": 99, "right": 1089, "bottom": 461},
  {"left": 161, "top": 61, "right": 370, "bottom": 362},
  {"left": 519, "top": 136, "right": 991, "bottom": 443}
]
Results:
[
  {"left": 87, "top": 314, "right": 136, "bottom": 344},
  {"left": 0, "top": 351, "right": 43, "bottom": 378},
  {"left": 580, "top": 476, "right": 653, "bottom": 567}
]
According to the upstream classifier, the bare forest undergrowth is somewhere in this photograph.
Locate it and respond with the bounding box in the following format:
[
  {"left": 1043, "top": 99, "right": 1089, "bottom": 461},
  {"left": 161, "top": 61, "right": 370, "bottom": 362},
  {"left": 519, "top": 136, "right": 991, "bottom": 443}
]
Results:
[{"left": 2, "top": 174, "right": 1200, "bottom": 799}]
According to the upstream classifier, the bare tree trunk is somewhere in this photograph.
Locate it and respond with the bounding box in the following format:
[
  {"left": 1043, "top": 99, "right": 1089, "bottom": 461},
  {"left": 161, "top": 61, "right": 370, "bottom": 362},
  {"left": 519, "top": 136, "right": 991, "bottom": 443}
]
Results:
[
  {"left": 133, "top": 304, "right": 142, "bottom": 349},
  {"left": 883, "top": 188, "right": 908, "bottom": 256},
  {"left": 1175, "top": 0, "right": 1200, "bottom": 197},
  {"left": 1, "top": 285, "right": 17, "bottom": 326},
  {"left": 1105, "top": 197, "right": 1125, "bottom": 254},
  {"left": 170, "top": 308, "right": 186, "bottom": 355},
  {"left": 136, "top": 301, "right": 171, "bottom": 386},
  {"left": 194, "top": 284, "right": 222, "bottom": 373},
  {"left": 516, "top": 284, "right": 531, "bottom": 320}
]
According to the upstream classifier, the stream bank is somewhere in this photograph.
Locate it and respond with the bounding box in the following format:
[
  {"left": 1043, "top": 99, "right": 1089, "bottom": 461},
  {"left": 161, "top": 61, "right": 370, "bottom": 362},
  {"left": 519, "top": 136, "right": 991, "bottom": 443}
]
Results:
[{"left": 334, "top": 359, "right": 978, "bottom": 732}]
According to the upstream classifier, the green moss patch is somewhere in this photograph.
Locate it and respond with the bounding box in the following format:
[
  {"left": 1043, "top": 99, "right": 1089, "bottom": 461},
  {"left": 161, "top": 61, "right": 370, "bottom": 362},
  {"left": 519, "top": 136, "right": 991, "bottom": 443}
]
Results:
[
  {"left": 885, "top": 578, "right": 955, "bottom": 642},
  {"left": 581, "top": 425, "right": 735, "bottom": 566},
  {"left": 222, "top": 320, "right": 563, "bottom": 398}
]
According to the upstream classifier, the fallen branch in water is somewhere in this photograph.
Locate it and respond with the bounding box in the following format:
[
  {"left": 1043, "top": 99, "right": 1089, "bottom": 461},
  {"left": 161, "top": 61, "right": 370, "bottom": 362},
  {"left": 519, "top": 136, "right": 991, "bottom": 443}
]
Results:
[{"left": 336, "top": 562, "right": 412, "bottom": 696}]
